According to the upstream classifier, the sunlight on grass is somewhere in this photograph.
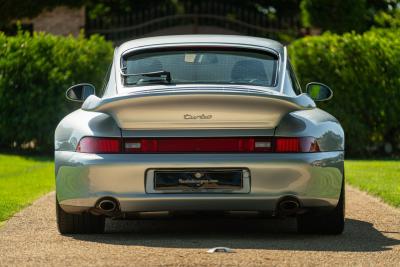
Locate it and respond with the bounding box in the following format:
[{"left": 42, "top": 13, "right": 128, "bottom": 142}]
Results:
[
  {"left": 0, "top": 154, "right": 54, "bottom": 223},
  {"left": 345, "top": 160, "right": 400, "bottom": 207}
]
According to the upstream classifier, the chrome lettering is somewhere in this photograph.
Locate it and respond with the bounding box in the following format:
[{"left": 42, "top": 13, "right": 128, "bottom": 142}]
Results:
[{"left": 184, "top": 114, "right": 213, "bottom": 120}]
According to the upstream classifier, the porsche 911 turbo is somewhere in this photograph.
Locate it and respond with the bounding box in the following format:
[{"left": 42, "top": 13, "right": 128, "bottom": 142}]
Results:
[{"left": 55, "top": 35, "right": 345, "bottom": 235}]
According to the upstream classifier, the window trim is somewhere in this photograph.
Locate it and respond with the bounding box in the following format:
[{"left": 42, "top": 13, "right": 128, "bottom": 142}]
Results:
[{"left": 119, "top": 45, "right": 280, "bottom": 89}]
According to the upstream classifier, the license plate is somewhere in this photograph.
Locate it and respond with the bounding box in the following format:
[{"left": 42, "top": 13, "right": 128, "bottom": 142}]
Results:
[{"left": 147, "top": 169, "right": 250, "bottom": 193}]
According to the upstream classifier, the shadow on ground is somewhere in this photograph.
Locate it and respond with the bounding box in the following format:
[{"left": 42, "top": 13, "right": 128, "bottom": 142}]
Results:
[{"left": 70, "top": 217, "right": 400, "bottom": 252}]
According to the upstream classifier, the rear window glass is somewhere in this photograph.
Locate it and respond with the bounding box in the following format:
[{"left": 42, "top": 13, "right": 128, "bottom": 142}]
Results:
[{"left": 121, "top": 48, "right": 278, "bottom": 88}]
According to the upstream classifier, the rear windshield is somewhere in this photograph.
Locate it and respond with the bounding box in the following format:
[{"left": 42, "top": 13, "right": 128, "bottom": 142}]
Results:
[{"left": 122, "top": 48, "right": 278, "bottom": 88}]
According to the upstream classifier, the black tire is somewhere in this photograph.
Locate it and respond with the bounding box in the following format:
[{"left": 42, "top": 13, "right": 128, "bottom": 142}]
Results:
[
  {"left": 297, "top": 182, "right": 345, "bottom": 235},
  {"left": 56, "top": 199, "right": 105, "bottom": 234}
]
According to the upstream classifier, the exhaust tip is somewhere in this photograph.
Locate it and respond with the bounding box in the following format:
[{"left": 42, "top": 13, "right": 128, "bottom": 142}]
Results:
[
  {"left": 97, "top": 198, "right": 118, "bottom": 213},
  {"left": 279, "top": 200, "right": 299, "bottom": 211},
  {"left": 278, "top": 198, "right": 300, "bottom": 215}
]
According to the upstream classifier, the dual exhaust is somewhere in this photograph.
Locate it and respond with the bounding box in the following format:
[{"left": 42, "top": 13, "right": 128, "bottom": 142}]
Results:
[{"left": 95, "top": 196, "right": 301, "bottom": 216}]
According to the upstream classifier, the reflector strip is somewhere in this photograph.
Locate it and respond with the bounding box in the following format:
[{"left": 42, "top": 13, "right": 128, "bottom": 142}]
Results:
[
  {"left": 124, "top": 137, "right": 266, "bottom": 153},
  {"left": 76, "top": 137, "right": 320, "bottom": 153}
]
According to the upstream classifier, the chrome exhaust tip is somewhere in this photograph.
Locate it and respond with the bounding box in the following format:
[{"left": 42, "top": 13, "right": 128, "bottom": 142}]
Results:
[{"left": 97, "top": 199, "right": 118, "bottom": 213}]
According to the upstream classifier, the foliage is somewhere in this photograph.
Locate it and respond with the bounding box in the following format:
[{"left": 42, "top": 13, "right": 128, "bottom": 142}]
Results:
[
  {"left": 374, "top": 7, "right": 400, "bottom": 28},
  {"left": 0, "top": 154, "right": 54, "bottom": 223},
  {"left": 0, "top": 0, "right": 301, "bottom": 27},
  {"left": 1, "top": 0, "right": 396, "bottom": 34},
  {"left": 85, "top": 0, "right": 301, "bottom": 23},
  {"left": 0, "top": 31, "right": 113, "bottom": 152},
  {"left": 300, "top": 0, "right": 368, "bottom": 33},
  {"left": 289, "top": 28, "right": 400, "bottom": 156},
  {"left": 345, "top": 160, "right": 400, "bottom": 207},
  {"left": 300, "top": 0, "right": 400, "bottom": 33}
]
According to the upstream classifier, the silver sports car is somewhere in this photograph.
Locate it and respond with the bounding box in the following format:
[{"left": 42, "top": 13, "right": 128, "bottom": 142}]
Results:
[{"left": 55, "top": 35, "right": 345, "bottom": 235}]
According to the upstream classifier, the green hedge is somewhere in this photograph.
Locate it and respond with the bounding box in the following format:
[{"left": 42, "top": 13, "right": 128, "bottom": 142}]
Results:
[
  {"left": 289, "top": 29, "right": 400, "bottom": 156},
  {"left": 1, "top": 30, "right": 399, "bottom": 156},
  {"left": 0, "top": 32, "right": 113, "bottom": 152},
  {"left": 300, "top": 0, "right": 368, "bottom": 34}
]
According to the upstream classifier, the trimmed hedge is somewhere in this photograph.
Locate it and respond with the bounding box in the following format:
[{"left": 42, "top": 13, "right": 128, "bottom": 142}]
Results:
[
  {"left": 289, "top": 29, "right": 400, "bottom": 156},
  {"left": 1, "top": 30, "right": 399, "bottom": 156},
  {"left": 0, "top": 32, "right": 113, "bottom": 152}
]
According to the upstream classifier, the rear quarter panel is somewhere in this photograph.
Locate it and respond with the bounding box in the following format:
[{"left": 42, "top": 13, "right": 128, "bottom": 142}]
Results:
[
  {"left": 275, "top": 108, "right": 344, "bottom": 152},
  {"left": 54, "top": 109, "right": 121, "bottom": 152}
]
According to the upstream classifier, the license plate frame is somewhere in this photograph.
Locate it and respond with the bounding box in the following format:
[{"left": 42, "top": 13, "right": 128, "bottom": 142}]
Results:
[{"left": 146, "top": 168, "right": 251, "bottom": 194}]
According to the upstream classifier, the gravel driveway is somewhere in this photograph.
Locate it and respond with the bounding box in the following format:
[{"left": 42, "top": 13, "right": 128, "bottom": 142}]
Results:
[{"left": 0, "top": 186, "right": 399, "bottom": 266}]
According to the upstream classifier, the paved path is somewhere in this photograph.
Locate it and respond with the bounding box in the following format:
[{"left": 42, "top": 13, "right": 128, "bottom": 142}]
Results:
[{"left": 0, "top": 186, "right": 399, "bottom": 266}]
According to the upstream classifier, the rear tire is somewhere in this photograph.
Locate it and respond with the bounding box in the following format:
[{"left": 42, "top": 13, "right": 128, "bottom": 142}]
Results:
[
  {"left": 297, "top": 182, "right": 345, "bottom": 235},
  {"left": 56, "top": 199, "right": 105, "bottom": 234}
]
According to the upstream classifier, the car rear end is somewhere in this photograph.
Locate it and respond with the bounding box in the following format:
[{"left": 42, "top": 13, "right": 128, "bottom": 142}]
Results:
[
  {"left": 56, "top": 89, "right": 344, "bottom": 218},
  {"left": 55, "top": 36, "right": 344, "bottom": 234}
]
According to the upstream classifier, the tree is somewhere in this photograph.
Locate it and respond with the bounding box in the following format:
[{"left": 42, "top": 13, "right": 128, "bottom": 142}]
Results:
[
  {"left": 374, "top": 4, "right": 400, "bottom": 28},
  {"left": 300, "top": 0, "right": 368, "bottom": 33},
  {"left": 300, "top": 0, "right": 399, "bottom": 33}
]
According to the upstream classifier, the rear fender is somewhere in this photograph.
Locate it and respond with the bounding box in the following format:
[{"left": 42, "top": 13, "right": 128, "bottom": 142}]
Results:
[
  {"left": 275, "top": 108, "right": 344, "bottom": 151},
  {"left": 55, "top": 109, "right": 121, "bottom": 152}
]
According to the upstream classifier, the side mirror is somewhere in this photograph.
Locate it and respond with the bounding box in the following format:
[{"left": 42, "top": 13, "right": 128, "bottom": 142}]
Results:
[
  {"left": 306, "top": 82, "right": 333, "bottom": 101},
  {"left": 66, "top": 83, "right": 96, "bottom": 102}
]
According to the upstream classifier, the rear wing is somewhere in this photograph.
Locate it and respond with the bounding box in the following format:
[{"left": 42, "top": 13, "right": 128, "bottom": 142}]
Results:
[{"left": 82, "top": 89, "right": 315, "bottom": 130}]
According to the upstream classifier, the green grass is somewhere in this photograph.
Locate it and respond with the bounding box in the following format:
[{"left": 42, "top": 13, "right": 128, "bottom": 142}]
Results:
[
  {"left": 345, "top": 160, "right": 400, "bottom": 207},
  {"left": 0, "top": 154, "right": 54, "bottom": 223}
]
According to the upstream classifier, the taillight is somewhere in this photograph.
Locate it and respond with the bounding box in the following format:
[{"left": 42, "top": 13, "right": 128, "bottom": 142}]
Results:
[
  {"left": 124, "top": 138, "right": 269, "bottom": 153},
  {"left": 275, "top": 137, "right": 320, "bottom": 153},
  {"left": 76, "top": 136, "right": 319, "bottom": 153},
  {"left": 76, "top": 137, "right": 121, "bottom": 153}
]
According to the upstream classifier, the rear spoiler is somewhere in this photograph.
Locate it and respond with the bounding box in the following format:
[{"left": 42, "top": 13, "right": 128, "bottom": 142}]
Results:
[{"left": 82, "top": 89, "right": 315, "bottom": 130}]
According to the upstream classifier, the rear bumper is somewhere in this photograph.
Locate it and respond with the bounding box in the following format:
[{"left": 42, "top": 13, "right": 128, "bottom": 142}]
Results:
[{"left": 55, "top": 151, "right": 344, "bottom": 214}]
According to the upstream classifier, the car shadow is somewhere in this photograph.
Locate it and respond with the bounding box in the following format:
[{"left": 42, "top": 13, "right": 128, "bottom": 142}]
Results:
[{"left": 69, "top": 217, "right": 400, "bottom": 252}]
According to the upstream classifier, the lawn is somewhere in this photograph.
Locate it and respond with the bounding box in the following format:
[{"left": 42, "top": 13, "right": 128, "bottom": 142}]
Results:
[
  {"left": 345, "top": 160, "right": 400, "bottom": 207},
  {"left": 0, "top": 154, "right": 54, "bottom": 224}
]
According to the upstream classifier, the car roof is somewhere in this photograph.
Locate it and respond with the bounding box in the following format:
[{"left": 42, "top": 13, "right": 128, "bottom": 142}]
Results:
[{"left": 117, "top": 34, "right": 284, "bottom": 55}]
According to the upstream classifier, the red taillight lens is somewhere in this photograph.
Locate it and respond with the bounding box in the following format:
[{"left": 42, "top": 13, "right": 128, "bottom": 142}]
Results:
[
  {"left": 76, "top": 136, "right": 319, "bottom": 153},
  {"left": 124, "top": 138, "right": 269, "bottom": 153},
  {"left": 76, "top": 137, "right": 121, "bottom": 153},
  {"left": 275, "top": 137, "right": 300, "bottom": 152},
  {"left": 275, "top": 137, "right": 320, "bottom": 153}
]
